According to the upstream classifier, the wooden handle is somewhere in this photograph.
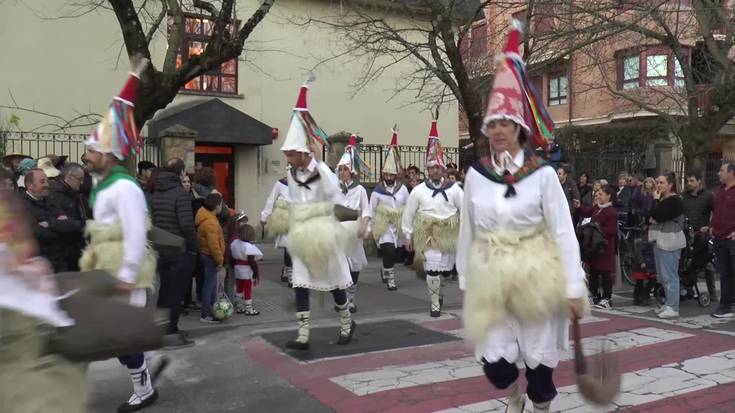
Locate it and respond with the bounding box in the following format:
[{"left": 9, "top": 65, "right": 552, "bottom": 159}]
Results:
[{"left": 572, "top": 316, "right": 587, "bottom": 375}]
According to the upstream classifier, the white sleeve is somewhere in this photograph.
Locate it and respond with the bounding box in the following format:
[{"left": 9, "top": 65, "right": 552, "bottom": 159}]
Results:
[
  {"left": 540, "top": 167, "right": 587, "bottom": 299},
  {"left": 317, "top": 161, "right": 341, "bottom": 202},
  {"left": 370, "top": 191, "right": 380, "bottom": 214},
  {"left": 453, "top": 185, "right": 464, "bottom": 213},
  {"left": 360, "top": 187, "right": 372, "bottom": 218},
  {"left": 244, "top": 242, "right": 264, "bottom": 260},
  {"left": 115, "top": 181, "right": 149, "bottom": 285},
  {"left": 456, "top": 173, "right": 474, "bottom": 291},
  {"left": 401, "top": 188, "right": 420, "bottom": 240},
  {"left": 260, "top": 182, "right": 280, "bottom": 222},
  {"left": 230, "top": 240, "right": 246, "bottom": 260}
]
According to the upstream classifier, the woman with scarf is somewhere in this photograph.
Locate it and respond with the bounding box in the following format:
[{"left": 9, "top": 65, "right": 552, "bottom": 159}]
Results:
[{"left": 456, "top": 21, "right": 587, "bottom": 413}]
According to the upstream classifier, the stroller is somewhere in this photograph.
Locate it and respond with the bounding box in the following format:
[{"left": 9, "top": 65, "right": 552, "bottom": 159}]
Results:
[
  {"left": 631, "top": 234, "right": 660, "bottom": 306},
  {"left": 678, "top": 227, "right": 714, "bottom": 307}
]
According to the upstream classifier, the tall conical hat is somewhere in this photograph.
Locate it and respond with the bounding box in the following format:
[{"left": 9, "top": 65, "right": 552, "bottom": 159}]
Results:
[
  {"left": 425, "top": 119, "right": 446, "bottom": 169},
  {"left": 482, "top": 20, "right": 554, "bottom": 151},
  {"left": 281, "top": 75, "right": 329, "bottom": 153},
  {"left": 84, "top": 60, "right": 148, "bottom": 160},
  {"left": 381, "top": 127, "right": 402, "bottom": 175},
  {"left": 338, "top": 134, "right": 372, "bottom": 176}
]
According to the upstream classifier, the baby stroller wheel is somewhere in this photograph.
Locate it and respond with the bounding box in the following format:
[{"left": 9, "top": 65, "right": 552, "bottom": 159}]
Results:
[{"left": 698, "top": 291, "right": 712, "bottom": 307}]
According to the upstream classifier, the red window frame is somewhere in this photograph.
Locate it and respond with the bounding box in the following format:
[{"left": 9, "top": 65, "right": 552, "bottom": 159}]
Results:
[
  {"left": 169, "top": 14, "right": 239, "bottom": 95},
  {"left": 616, "top": 46, "right": 690, "bottom": 90}
]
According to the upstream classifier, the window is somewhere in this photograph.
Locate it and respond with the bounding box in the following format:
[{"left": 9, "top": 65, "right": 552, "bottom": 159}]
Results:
[
  {"left": 469, "top": 22, "right": 487, "bottom": 61},
  {"left": 548, "top": 73, "right": 568, "bottom": 106},
  {"left": 616, "top": 47, "right": 690, "bottom": 90},
  {"left": 646, "top": 54, "right": 668, "bottom": 86},
  {"left": 622, "top": 56, "right": 640, "bottom": 89},
  {"left": 171, "top": 15, "right": 238, "bottom": 95}
]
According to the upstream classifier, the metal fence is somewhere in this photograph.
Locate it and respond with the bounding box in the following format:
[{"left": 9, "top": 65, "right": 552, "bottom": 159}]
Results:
[
  {"left": 562, "top": 150, "right": 648, "bottom": 183},
  {"left": 1, "top": 131, "right": 161, "bottom": 165},
  {"left": 352, "top": 144, "right": 460, "bottom": 185}
]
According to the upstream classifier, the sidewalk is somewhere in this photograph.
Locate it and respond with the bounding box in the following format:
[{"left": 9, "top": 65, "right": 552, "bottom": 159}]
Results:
[{"left": 178, "top": 242, "right": 456, "bottom": 336}]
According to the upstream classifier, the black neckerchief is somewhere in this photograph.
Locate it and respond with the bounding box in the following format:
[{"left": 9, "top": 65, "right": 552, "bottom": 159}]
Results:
[
  {"left": 374, "top": 182, "right": 403, "bottom": 199},
  {"left": 341, "top": 180, "right": 359, "bottom": 195},
  {"left": 291, "top": 168, "right": 321, "bottom": 190},
  {"left": 425, "top": 179, "right": 454, "bottom": 202},
  {"left": 471, "top": 150, "right": 548, "bottom": 198},
  {"left": 278, "top": 177, "right": 288, "bottom": 186}
]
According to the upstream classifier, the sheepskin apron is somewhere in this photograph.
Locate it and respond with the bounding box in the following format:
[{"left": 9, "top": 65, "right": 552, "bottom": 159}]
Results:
[
  {"left": 413, "top": 213, "right": 459, "bottom": 271},
  {"left": 463, "top": 225, "right": 568, "bottom": 368},
  {"left": 288, "top": 202, "right": 353, "bottom": 291},
  {"left": 371, "top": 182, "right": 406, "bottom": 245},
  {"left": 267, "top": 198, "right": 290, "bottom": 248}
]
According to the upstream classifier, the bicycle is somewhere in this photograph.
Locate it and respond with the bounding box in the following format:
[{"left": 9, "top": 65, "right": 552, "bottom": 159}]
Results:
[{"left": 617, "top": 222, "right": 643, "bottom": 286}]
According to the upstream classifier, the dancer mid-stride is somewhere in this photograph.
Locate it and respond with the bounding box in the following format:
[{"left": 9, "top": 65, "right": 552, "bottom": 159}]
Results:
[
  {"left": 280, "top": 78, "right": 356, "bottom": 351},
  {"left": 260, "top": 176, "right": 292, "bottom": 285},
  {"left": 457, "top": 21, "right": 587, "bottom": 413},
  {"left": 402, "top": 119, "right": 463, "bottom": 318},
  {"left": 369, "top": 128, "right": 409, "bottom": 291},
  {"left": 336, "top": 134, "right": 372, "bottom": 313},
  {"left": 80, "top": 55, "right": 167, "bottom": 412}
]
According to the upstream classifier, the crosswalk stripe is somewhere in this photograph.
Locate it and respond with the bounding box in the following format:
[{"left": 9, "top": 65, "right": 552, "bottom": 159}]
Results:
[
  {"left": 330, "top": 327, "right": 693, "bottom": 396},
  {"left": 433, "top": 349, "right": 735, "bottom": 413}
]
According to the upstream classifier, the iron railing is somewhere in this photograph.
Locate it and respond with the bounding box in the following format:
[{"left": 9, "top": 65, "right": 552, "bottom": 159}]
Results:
[
  {"left": 1, "top": 131, "right": 161, "bottom": 166},
  {"left": 351, "top": 144, "right": 460, "bottom": 185}
]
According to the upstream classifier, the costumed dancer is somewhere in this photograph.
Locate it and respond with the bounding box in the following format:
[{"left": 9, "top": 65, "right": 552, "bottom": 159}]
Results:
[
  {"left": 80, "top": 55, "right": 165, "bottom": 412},
  {"left": 280, "top": 78, "right": 357, "bottom": 350},
  {"left": 261, "top": 176, "right": 292, "bottom": 285},
  {"left": 369, "top": 128, "right": 409, "bottom": 291},
  {"left": 231, "top": 223, "right": 263, "bottom": 315},
  {"left": 456, "top": 21, "right": 587, "bottom": 413},
  {"left": 402, "top": 120, "right": 463, "bottom": 318},
  {"left": 336, "top": 134, "right": 372, "bottom": 313}
]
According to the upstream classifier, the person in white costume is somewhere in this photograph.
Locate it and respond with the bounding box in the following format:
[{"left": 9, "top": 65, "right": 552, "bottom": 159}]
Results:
[
  {"left": 260, "top": 176, "right": 292, "bottom": 284},
  {"left": 456, "top": 22, "right": 587, "bottom": 413},
  {"left": 79, "top": 55, "right": 167, "bottom": 413},
  {"left": 280, "top": 79, "right": 356, "bottom": 351},
  {"left": 369, "top": 128, "right": 409, "bottom": 291},
  {"left": 336, "top": 134, "right": 372, "bottom": 313},
  {"left": 403, "top": 119, "right": 463, "bottom": 318}
]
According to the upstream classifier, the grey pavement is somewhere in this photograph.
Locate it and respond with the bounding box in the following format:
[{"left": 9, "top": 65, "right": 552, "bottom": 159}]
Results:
[
  {"left": 87, "top": 243, "right": 735, "bottom": 412},
  {"left": 88, "top": 242, "right": 449, "bottom": 413}
]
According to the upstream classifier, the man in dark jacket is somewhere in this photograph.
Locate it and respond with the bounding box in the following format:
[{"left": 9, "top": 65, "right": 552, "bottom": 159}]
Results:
[
  {"left": 683, "top": 170, "right": 717, "bottom": 299},
  {"left": 49, "top": 163, "right": 88, "bottom": 271},
  {"left": 151, "top": 158, "right": 199, "bottom": 347},
  {"left": 21, "top": 168, "right": 68, "bottom": 272}
]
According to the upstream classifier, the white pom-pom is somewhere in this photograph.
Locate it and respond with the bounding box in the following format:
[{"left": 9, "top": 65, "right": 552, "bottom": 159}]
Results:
[{"left": 511, "top": 18, "right": 524, "bottom": 34}]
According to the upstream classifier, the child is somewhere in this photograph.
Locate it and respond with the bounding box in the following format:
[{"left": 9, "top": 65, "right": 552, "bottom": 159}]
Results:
[{"left": 231, "top": 224, "right": 262, "bottom": 315}]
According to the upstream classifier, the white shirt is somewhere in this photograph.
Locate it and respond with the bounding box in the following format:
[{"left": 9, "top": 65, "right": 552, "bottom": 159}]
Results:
[
  {"left": 287, "top": 158, "right": 340, "bottom": 204},
  {"left": 231, "top": 239, "right": 263, "bottom": 280},
  {"left": 92, "top": 179, "right": 148, "bottom": 285},
  {"left": 402, "top": 179, "right": 463, "bottom": 239},
  {"left": 260, "top": 179, "right": 290, "bottom": 222},
  {"left": 338, "top": 181, "right": 372, "bottom": 219},
  {"left": 369, "top": 182, "right": 410, "bottom": 245},
  {"left": 456, "top": 152, "right": 586, "bottom": 298}
]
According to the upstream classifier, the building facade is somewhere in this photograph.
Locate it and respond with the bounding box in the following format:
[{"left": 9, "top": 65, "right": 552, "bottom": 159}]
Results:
[{"left": 1, "top": 0, "right": 458, "bottom": 215}]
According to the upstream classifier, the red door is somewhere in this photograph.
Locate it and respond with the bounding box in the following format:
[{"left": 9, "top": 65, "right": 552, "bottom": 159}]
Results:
[{"left": 195, "top": 145, "right": 235, "bottom": 207}]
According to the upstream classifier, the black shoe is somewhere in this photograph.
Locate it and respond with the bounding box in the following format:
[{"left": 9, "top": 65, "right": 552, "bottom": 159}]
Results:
[
  {"left": 430, "top": 309, "right": 441, "bottom": 318},
  {"left": 337, "top": 321, "right": 357, "bottom": 345},
  {"left": 288, "top": 282, "right": 293, "bottom": 288},
  {"left": 149, "top": 356, "right": 170, "bottom": 384},
  {"left": 117, "top": 389, "right": 159, "bottom": 413},
  {"left": 280, "top": 273, "right": 288, "bottom": 282},
  {"left": 439, "top": 296, "right": 444, "bottom": 309},
  {"left": 285, "top": 340, "right": 310, "bottom": 351},
  {"left": 163, "top": 334, "right": 195, "bottom": 350}
]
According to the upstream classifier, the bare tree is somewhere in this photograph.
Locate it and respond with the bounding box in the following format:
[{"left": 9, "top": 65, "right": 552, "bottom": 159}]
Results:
[
  {"left": 535, "top": 0, "right": 735, "bottom": 167},
  {"left": 296, "top": 0, "right": 492, "bottom": 148}
]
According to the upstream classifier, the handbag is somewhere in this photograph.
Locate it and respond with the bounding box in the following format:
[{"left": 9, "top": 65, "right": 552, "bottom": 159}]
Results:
[
  {"left": 648, "top": 216, "right": 687, "bottom": 251},
  {"left": 148, "top": 226, "right": 185, "bottom": 255},
  {"left": 46, "top": 270, "right": 165, "bottom": 362}
]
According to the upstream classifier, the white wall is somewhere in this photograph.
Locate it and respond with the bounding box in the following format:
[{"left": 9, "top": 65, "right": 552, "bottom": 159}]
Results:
[{"left": 1, "top": 0, "right": 458, "bottom": 216}]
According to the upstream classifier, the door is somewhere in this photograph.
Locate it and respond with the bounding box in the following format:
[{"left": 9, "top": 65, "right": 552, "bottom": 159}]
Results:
[{"left": 195, "top": 144, "right": 235, "bottom": 207}]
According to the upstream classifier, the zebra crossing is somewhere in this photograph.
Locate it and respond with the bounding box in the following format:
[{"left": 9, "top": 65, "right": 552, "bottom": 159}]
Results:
[{"left": 246, "top": 312, "right": 735, "bottom": 413}]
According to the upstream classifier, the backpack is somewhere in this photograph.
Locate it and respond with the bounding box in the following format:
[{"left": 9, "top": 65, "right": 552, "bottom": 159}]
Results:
[{"left": 578, "top": 222, "right": 608, "bottom": 261}]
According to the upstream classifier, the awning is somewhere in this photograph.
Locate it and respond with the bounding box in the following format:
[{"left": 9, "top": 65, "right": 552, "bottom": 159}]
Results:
[{"left": 146, "top": 98, "right": 273, "bottom": 145}]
